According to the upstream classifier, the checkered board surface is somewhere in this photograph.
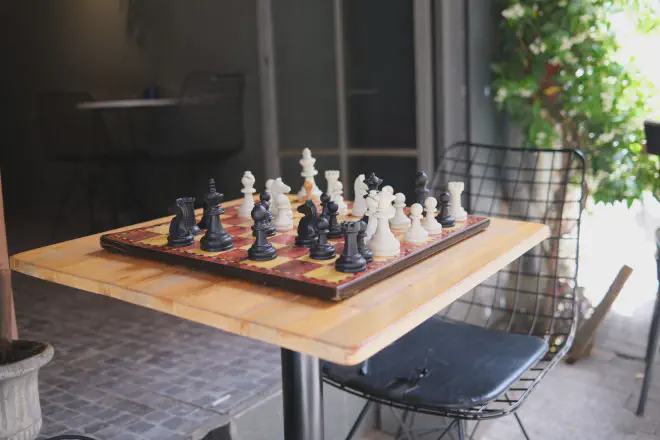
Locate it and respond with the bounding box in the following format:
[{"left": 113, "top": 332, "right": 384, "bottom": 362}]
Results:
[{"left": 101, "top": 201, "right": 489, "bottom": 301}]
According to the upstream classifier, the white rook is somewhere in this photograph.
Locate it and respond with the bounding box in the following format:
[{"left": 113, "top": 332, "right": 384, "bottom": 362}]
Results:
[{"left": 448, "top": 181, "right": 468, "bottom": 221}]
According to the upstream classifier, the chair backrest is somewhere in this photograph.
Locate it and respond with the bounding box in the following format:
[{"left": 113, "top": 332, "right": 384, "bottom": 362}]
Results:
[
  {"left": 170, "top": 71, "right": 245, "bottom": 156},
  {"left": 644, "top": 120, "right": 660, "bottom": 156},
  {"left": 431, "top": 142, "right": 586, "bottom": 357}
]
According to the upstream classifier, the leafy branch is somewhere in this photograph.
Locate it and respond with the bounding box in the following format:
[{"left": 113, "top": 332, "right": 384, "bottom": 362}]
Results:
[{"left": 493, "top": 0, "right": 660, "bottom": 205}]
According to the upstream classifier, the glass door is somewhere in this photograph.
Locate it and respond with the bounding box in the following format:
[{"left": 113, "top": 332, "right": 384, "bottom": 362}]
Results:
[{"left": 259, "top": 0, "right": 434, "bottom": 200}]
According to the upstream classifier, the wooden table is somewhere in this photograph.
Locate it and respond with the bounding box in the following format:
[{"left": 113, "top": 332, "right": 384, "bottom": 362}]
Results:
[{"left": 10, "top": 203, "right": 548, "bottom": 440}]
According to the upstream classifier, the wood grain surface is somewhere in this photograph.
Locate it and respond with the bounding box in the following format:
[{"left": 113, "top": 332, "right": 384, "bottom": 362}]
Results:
[{"left": 9, "top": 199, "right": 549, "bottom": 365}]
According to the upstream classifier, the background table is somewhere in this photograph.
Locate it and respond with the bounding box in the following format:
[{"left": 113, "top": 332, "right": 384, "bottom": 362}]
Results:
[{"left": 10, "top": 199, "right": 549, "bottom": 439}]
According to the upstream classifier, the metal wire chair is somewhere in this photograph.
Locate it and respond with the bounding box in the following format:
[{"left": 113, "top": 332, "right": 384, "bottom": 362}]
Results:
[{"left": 324, "top": 142, "right": 586, "bottom": 439}]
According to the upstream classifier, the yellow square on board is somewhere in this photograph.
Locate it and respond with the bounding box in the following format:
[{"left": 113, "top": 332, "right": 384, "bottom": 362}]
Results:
[
  {"left": 146, "top": 224, "right": 170, "bottom": 235},
  {"left": 303, "top": 265, "right": 354, "bottom": 283},
  {"left": 140, "top": 235, "right": 169, "bottom": 246},
  {"left": 243, "top": 256, "right": 291, "bottom": 269}
]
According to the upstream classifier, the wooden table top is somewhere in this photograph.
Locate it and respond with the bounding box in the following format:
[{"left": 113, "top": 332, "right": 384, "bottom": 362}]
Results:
[{"left": 10, "top": 200, "right": 548, "bottom": 365}]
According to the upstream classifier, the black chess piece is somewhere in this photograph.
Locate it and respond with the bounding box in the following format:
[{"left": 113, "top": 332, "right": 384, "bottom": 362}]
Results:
[
  {"left": 256, "top": 192, "right": 277, "bottom": 237},
  {"left": 437, "top": 191, "right": 456, "bottom": 227},
  {"left": 248, "top": 204, "right": 277, "bottom": 261},
  {"left": 326, "top": 201, "right": 343, "bottom": 239},
  {"left": 335, "top": 221, "right": 367, "bottom": 273},
  {"left": 320, "top": 192, "right": 331, "bottom": 220},
  {"left": 364, "top": 172, "right": 383, "bottom": 192},
  {"left": 168, "top": 198, "right": 195, "bottom": 247},
  {"left": 200, "top": 191, "right": 234, "bottom": 252},
  {"left": 310, "top": 217, "right": 336, "bottom": 260},
  {"left": 357, "top": 219, "right": 373, "bottom": 263},
  {"left": 414, "top": 171, "right": 429, "bottom": 206},
  {"left": 295, "top": 199, "right": 318, "bottom": 247},
  {"left": 181, "top": 197, "right": 201, "bottom": 235},
  {"left": 198, "top": 178, "right": 215, "bottom": 229}
]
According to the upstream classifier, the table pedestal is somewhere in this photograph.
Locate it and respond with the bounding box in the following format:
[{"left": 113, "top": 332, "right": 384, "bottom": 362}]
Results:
[{"left": 281, "top": 349, "right": 324, "bottom": 440}]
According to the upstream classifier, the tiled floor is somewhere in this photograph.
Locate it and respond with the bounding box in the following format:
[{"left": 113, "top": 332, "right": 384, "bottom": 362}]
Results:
[{"left": 13, "top": 273, "right": 281, "bottom": 440}]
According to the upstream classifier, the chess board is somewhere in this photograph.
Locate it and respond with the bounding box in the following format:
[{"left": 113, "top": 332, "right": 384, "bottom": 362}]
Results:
[{"left": 100, "top": 198, "right": 489, "bottom": 301}]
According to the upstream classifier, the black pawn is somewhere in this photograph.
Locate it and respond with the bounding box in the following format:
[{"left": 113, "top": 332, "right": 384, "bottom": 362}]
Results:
[
  {"left": 257, "top": 192, "right": 276, "bottom": 237},
  {"left": 168, "top": 198, "right": 194, "bottom": 247},
  {"left": 414, "top": 171, "right": 429, "bottom": 206},
  {"left": 326, "top": 201, "right": 343, "bottom": 239},
  {"left": 182, "top": 197, "right": 201, "bottom": 235},
  {"left": 437, "top": 191, "right": 456, "bottom": 227},
  {"left": 320, "top": 192, "right": 331, "bottom": 220},
  {"left": 335, "top": 221, "right": 367, "bottom": 273},
  {"left": 357, "top": 219, "right": 373, "bottom": 263},
  {"left": 248, "top": 204, "right": 277, "bottom": 261},
  {"left": 198, "top": 178, "right": 216, "bottom": 229},
  {"left": 295, "top": 200, "right": 318, "bottom": 248},
  {"left": 310, "top": 217, "right": 336, "bottom": 260},
  {"left": 201, "top": 191, "right": 234, "bottom": 252},
  {"left": 364, "top": 172, "right": 383, "bottom": 192}
]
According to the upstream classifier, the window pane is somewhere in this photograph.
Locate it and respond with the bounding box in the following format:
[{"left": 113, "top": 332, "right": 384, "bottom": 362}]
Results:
[{"left": 345, "top": 0, "right": 416, "bottom": 149}]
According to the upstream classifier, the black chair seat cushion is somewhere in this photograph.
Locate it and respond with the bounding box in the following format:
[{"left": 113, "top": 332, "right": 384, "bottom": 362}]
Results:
[{"left": 323, "top": 319, "right": 548, "bottom": 410}]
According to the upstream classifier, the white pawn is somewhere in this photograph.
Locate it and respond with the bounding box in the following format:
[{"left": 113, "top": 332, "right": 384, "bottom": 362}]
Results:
[
  {"left": 238, "top": 171, "right": 256, "bottom": 218},
  {"left": 422, "top": 197, "right": 443, "bottom": 235},
  {"left": 448, "top": 181, "right": 468, "bottom": 221},
  {"left": 332, "top": 181, "right": 348, "bottom": 215},
  {"left": 405, "top": 203, "right": 429, "bottom": 243},
  {"left": 364, "top": 191, "right": 379, "bottom": 242},
  {"left": 390, "top": 193, "right": 411, "bottom": 230},
  {"left": 381, "top": 185, "right": 395, "bottom": 218},
  {"left": 368, "top": 190, "right": 400, "bottom": 257},
  {"left": 273, "top": 193, "right": 293, "bottom": 231},
  {"left": 352, "top": 174, "right": 368, "bottom": 217}
]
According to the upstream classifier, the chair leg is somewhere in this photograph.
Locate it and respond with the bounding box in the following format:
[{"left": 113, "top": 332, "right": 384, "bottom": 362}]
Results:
[
  {"left": 345, "top": 400, "right": 373, "bottom": 440},
  {"left": 436, "top": 420, "right": 456, "bottom": 440},
  {"left": 468, "top": 420, "right": 481, "bottom": 440},
  {"left": 457, "top": 420, "right": 466, "bottom": 440},
  {"left": 513, "top": 412, "right": 531, "bottom": 440},
  {"left": 637, "top": 290, "right": 660, "bottom": 416}
]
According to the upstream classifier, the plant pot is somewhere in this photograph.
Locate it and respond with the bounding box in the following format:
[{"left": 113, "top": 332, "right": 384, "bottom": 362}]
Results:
[{"left": 0, "top": 341, "right": 54, "bottom": 440}]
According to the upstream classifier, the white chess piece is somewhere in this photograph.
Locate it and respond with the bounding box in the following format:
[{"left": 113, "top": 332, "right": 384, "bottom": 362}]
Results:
[
  {"left": 405, "top": 203, "right": 429, "bottom": 243},
  {"left": 352, "top": 174, "right": 368, "bottom": 217},
  {"left": 268, "top": 178, "right": 280, "bottom": 216},
  {"left": 297, "top": 148, "right": 322, "bottom": 201},
  {"left": 238, "top": 171, "right": 256, "bottom": 218},
  {"left": 448, "top": 181, "right": 468, "bottom": 221},
  {"left": 325, "top": 170, "right": 340, "bottom": 196},
  {"left": 273, "top": 193, "right": 294, "bottom": 231},
  {"left": 422, "top": 197, "right": 443, "bottom": 235},
  {"left": 367, "top": 190, "right": 400, "bottom": 257},
  {"left": 364, "top": 191, "right": 379, "bottom": 241},
  {"left": 381, "top": 186, "right": 395, "bottom": 218},
  {"left": 272, "top": 178, "right": 292, "bottom": 217},
  {"left": 331, "top": 181, "right": 348, "bottom": 215},
  {"left": 390, "top": 193, "right": 411, "bottom": 230}
]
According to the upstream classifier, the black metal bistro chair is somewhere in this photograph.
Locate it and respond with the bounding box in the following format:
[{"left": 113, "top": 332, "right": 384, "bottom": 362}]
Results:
[
  {"left": 323, "top": 142, "right": 586, "bottom": 439},
  {"left": 636, "top": 120, "right": 660, "bottom": 416}
]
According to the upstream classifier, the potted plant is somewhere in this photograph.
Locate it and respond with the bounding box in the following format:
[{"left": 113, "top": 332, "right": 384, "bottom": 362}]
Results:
[{"left": 0, "top": 170, "right": 53, "bottom": 440}]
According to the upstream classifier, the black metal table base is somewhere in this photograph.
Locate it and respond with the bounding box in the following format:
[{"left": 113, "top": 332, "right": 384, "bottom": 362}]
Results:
[{"left": 281, "top": 348, "right": 324, "bottom": 440}]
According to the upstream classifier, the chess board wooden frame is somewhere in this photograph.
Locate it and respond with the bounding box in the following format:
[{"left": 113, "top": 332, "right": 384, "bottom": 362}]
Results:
[{"left": 100, "top": 198, "right": 490, "bottom": 301}]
